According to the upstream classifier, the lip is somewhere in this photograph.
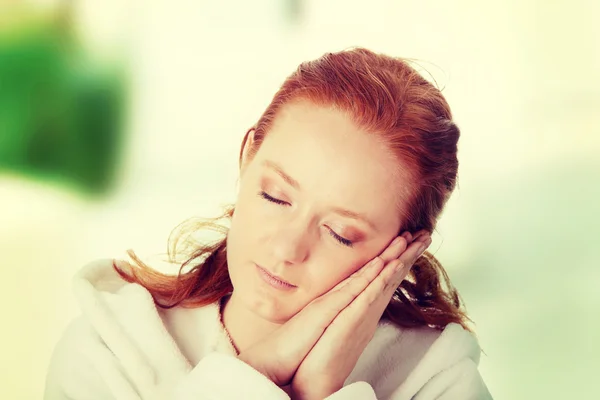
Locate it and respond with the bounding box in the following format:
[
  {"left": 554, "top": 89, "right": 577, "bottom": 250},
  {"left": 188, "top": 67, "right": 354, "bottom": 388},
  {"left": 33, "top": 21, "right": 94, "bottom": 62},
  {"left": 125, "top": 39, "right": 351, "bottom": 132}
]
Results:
[{"left": 255, "top": 264, "right": 297, "bottom": 290}]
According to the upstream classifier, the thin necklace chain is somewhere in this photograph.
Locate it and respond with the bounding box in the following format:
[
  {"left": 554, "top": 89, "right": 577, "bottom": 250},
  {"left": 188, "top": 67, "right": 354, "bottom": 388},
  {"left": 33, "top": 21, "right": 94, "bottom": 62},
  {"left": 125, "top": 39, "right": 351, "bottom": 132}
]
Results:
[{"left": 219, "top": 295, "right": 240, "bottom": 355}]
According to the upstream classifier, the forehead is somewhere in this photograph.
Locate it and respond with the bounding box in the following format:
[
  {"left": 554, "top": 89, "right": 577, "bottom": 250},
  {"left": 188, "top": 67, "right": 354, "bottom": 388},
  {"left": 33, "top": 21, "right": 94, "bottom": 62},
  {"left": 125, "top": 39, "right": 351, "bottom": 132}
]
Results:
[{"left": 254, "top": 101, "right": 410, "bottom": 230}]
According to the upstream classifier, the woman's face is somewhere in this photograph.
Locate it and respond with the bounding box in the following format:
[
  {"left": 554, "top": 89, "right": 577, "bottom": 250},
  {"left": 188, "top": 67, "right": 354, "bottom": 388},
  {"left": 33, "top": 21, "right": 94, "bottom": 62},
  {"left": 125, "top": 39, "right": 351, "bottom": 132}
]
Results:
[{"left": 226, "top": 100, "right": 411, "bottom": 323}]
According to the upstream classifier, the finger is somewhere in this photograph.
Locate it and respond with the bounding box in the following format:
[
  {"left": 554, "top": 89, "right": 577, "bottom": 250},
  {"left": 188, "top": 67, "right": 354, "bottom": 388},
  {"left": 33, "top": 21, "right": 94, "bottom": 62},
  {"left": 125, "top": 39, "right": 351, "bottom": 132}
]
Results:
[
  {"left": 386, "top": 236, "right": 432, "bottom": 290},
  {"left": 338, "top": 235, "right": 408, "bottom": 289},
  {"left": 382, "top": 259, "right": 410, "bottom": 294},
  {"left": 276, "top": 257, "right": 386, "bottom": 366},
  {"left": 325, "top": 238, "right": 433, "bottom": 336},
  {"left": 328, "top": 254, "right": 384, "bottom": 293},
  {"left": 337, "top": 258, "right": 403, "bottom": 320},
  {"left": 330, "top": 257, "right": 384, "bottom": 298},
  {"left": 299, "top": 257, "right": 384, "bottom": 328},
  {"left": 362, "top": 236, "right": 431, "bottom": 300},
  {"left": 395, "top": 233, "right": 431, "bottom": 265},
  {"left": 328, "top": 236, "right": 416, "bottom": 314},
  {"left": 299, "top": 235, "right": 424, "bottom": 331},
  {"left": 379, "top": 236, "right": 408, "bottom": 263},
  {"left": 412, "top": 230, "right": 430, "bottom": 243}
]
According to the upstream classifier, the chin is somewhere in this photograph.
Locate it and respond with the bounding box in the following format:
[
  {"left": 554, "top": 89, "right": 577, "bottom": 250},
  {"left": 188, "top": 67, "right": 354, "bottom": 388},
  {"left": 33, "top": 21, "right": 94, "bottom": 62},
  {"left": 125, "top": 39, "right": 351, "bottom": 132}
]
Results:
[
  {"left": 231, "top": 277, "right": 295, "bottom": 324},
  {"left": 241, "top": 284, "right": 292, "bottom": 323}
]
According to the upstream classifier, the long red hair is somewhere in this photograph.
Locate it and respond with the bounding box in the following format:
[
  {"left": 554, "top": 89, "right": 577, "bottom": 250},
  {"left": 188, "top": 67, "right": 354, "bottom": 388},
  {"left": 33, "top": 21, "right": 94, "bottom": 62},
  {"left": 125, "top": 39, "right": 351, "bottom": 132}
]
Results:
[{"left": 115, "top": 48, "right": 474, "bottom": 333}]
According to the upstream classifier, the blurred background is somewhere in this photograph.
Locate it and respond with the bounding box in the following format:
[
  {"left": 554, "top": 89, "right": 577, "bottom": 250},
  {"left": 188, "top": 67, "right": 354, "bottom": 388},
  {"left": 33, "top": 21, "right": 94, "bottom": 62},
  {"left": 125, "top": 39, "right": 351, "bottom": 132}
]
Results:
[{"left": 1, "top": 0, "right": 598, "bottom": 398}]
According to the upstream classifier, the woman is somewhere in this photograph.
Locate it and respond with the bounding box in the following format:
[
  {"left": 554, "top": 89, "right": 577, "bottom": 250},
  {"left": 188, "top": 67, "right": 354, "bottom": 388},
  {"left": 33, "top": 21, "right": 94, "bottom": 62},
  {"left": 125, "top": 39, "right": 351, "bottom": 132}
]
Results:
[{"left": 44, "top": 48, "right": 492, "bottom": 399}]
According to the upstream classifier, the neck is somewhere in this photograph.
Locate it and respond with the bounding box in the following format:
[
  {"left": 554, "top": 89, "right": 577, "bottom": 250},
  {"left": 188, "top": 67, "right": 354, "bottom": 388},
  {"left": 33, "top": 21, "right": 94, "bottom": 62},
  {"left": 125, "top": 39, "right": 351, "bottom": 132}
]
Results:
[{"left": 221, "top": 292, "right": 282, "bottom": 354}]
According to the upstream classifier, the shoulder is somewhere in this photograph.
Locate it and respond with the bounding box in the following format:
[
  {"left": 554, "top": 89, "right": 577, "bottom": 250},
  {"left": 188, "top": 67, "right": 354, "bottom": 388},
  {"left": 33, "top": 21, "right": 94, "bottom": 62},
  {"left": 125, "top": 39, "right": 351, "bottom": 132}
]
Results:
[
  {"left": 71, "top": 257, "right": 225, "bottom": 364},
  {"left": 46, "top": 258, "right": 195, "bottom": 399},
  {"left": 45, "top": 258, "right": 149, "bottom": 399},
  {"left": 405, "top": 323, "right": 491, "bottom": 399},
  {"left": 348, "top": 321, "right": 486, "bottom": 398},
  {"left": 44, "top": 314, "right": 115, "bottom": 399},
  {"left": 349, "top": 321, "right": 444, "bottom": 382},
  {"left": 366, "top": 320, "right": 481, "bottom": 370},
  {"left": 72, "top": 257, "right": 141, "bottom": 297}
]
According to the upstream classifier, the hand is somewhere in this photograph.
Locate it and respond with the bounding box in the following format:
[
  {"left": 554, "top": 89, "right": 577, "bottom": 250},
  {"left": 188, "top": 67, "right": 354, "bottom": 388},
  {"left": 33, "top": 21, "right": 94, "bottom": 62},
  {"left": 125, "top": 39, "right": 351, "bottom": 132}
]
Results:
[
  {"left": 237, "top": 231, "right": 429, "bottom": 388},
  {"left": 289, "top": 232, "right": 432, "bottom": 400}
]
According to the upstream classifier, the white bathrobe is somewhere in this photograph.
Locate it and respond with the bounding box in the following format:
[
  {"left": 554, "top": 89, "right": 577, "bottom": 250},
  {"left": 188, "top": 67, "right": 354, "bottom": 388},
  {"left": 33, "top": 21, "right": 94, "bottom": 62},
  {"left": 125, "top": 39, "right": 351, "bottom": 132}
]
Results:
[{"left": 44, "top": 259, "right": 493, "bottom": 399}]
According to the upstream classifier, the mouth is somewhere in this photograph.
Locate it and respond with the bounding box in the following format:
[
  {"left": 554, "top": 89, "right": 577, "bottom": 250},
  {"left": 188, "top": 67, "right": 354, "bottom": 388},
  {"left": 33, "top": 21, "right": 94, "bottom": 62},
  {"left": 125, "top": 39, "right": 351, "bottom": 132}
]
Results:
[{"left": 255, "top": 264, "right": 297, "bottom": 289}]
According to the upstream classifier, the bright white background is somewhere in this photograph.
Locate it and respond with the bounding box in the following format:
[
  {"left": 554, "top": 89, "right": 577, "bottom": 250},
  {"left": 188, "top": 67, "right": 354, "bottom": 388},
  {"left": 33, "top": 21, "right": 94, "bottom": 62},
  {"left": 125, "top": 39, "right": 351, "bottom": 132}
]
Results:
[{"left": 1, "top": 0, "right": 599, "bottom": 398}]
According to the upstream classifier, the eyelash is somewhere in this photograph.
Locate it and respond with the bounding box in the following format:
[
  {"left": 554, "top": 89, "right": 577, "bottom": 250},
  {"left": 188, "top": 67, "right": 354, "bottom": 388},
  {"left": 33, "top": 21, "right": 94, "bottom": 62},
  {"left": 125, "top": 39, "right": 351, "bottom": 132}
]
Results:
[{"left": 258, "top": 191, "right": 354, "bottom": 248}]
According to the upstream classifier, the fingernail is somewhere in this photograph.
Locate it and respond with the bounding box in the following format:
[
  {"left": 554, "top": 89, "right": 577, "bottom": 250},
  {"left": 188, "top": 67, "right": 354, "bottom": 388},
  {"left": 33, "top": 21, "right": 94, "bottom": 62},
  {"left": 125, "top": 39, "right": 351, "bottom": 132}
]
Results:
[
  {"left": 389, "top": 236, "right": 403, "bottom": 250},
  {"left": 418, "top": 238, "right": 432, "bottom": 257},
  {"left": 412, "top": 230, "right": 426, "bottom": 240}
]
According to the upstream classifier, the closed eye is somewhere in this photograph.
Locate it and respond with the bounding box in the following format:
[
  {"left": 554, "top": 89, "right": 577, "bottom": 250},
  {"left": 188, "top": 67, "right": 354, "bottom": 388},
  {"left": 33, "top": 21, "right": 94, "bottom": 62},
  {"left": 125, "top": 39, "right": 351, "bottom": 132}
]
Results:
[
  {"left": 259, "top": 190, "right": 289, "bottom": 206},
  {"left": 258, "top": 191, "right": 354, "bottom": 248},
  {"left": 327, "top": 230, "right": 353, "bottom": 247}
]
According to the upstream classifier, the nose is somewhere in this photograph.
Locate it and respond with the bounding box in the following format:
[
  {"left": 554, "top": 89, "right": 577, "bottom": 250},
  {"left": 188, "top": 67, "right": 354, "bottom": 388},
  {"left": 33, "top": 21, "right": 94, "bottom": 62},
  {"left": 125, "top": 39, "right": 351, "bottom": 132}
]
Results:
[{"left": 266, "top": 218, "right": 311, "bottom": 266}]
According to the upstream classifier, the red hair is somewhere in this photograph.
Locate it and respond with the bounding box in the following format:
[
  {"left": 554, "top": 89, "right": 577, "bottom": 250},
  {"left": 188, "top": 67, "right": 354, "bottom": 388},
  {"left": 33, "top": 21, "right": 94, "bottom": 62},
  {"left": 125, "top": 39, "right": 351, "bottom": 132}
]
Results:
[{"left": 116, "top": 48, "right": 474, "bottom": 333}]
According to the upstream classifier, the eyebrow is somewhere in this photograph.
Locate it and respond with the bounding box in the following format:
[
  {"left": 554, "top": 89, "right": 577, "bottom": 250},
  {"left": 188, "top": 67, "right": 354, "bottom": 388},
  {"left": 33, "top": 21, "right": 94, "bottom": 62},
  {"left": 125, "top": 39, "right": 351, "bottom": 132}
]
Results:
[
  {"left": 262, "top": 160, "right": 301, "bottom": 190},
  {"left": 261, "top": 160, "right": 378, "bottom": 231}
]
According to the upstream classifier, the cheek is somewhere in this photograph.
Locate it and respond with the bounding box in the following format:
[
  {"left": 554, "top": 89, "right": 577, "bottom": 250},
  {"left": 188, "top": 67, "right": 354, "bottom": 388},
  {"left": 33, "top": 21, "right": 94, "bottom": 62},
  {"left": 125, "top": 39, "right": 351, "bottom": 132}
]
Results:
[
  {"left": 237, "top": 187, "right": 267, "bottom": 225},
  {"left": 231, "top": 192, "right": 262, "bottom": 239},
  {"left": 305, "top": 263, "right": 357, "bottom": 297},
  {"left": 227, "top": 198, "right": 265, "bottom": 275},
  {"left": 226, "top": 212, "right": 250, "bottom": 274}
]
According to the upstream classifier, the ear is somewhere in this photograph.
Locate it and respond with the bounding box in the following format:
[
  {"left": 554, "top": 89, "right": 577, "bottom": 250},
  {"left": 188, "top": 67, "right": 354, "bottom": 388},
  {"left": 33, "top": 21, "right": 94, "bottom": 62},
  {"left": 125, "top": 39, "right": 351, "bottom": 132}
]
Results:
[{"left": 240, "top": 128, "right": 257, "bottom": 171}]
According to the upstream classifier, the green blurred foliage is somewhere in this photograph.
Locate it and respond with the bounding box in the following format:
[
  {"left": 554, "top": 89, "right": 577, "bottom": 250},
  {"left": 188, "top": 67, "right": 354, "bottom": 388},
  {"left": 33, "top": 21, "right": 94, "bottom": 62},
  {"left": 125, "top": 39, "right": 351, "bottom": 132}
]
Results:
[{"left": 0, "top": 14, "right": 126, "bottom": 196}]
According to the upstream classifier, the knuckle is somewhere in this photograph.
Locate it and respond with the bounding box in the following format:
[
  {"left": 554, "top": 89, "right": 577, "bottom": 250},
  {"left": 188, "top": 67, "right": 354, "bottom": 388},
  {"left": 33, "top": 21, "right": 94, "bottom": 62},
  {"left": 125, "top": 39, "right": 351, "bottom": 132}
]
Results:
[
  {"left": 354, "top": 275, "right": 371, "bottom": 288},
  {"left": 385, "top": 277, "right": 402, "bottom": 293},
  {"left": 364, "top": 290, "right": 379, "bottom": 305}
]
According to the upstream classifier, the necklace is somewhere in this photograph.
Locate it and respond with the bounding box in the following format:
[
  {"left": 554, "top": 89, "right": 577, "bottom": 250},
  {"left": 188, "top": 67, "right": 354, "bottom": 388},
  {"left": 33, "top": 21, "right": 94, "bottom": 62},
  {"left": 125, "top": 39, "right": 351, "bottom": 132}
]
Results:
[{"left": 219, "top": 295, "right": 240, "bottom": 355}]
